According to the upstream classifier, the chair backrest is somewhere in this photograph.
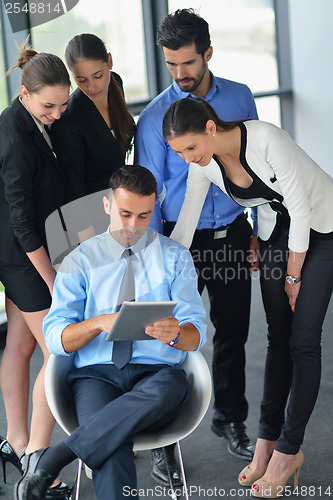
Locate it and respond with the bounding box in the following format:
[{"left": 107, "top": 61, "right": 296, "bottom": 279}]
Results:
[
  {"left": 45, "top": 190, "right": 109, "bottom": 267},
  {"left": 45, "top": 351, "right": 212, "bottom": 451}
]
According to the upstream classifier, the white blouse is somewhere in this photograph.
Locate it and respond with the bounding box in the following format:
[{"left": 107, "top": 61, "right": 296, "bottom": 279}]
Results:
[{"left": 171, "top": 120, "right": 333, "bottom": 252}]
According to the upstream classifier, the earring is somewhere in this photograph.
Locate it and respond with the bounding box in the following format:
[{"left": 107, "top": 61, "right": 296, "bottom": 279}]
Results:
[{"left": 212, "top": 133, "right": 215, "bottom": 137}]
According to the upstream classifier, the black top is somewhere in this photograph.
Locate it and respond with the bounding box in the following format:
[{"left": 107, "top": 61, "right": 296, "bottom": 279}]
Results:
[
  {"left": 228, "top": 178, "right": 272, "bottom": 200},
  {"left": 51, "top": 72, "right": 125, "bottom": 203},
  {"left": 0, "top": 97, "right": 64, "bottom": 265}
]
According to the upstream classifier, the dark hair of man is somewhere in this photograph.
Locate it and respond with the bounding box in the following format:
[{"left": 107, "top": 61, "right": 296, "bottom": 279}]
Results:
[
  {"left": 65, "top": 33, "right": 135, "bottom": 157},
  {"left": 109, "top": 165, "right": 157, "bottom": 199},
  {"left": 156, "top": 8, "right": 211, "bottom": 56},
  {"left": 162, "top": 98, "right": 244, "bottom": 140}
]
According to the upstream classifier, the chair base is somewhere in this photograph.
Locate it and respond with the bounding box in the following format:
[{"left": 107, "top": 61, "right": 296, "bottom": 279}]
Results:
[
  {"left": 84, "top": 464, "right": 92, "bottom": 480},
  {"left": 83, "top": 443, "right": 190, "bottom": 500},
  {"left": 71, "top": 459, "right": 83, "bottom": 500}
]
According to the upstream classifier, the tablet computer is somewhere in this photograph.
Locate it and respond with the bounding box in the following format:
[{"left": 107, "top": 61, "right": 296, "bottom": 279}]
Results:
[{"left": 106, "top": 301, "right": 178, "bottom": 341}]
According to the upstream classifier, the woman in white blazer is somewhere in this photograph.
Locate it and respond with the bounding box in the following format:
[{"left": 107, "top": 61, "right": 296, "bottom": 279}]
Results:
[{"left": 162, "top": 97, "right": 333, "bottom": 498}]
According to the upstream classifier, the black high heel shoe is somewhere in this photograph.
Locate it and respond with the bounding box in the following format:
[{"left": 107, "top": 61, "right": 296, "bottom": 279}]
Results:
[{"left": 0, "top": 435, "right": 25, "bottom": 483}]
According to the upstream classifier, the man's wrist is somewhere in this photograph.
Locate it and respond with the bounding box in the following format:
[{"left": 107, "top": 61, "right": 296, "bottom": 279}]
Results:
[{"left": 168, "top": 330, "right": 180, "bottom": 346}]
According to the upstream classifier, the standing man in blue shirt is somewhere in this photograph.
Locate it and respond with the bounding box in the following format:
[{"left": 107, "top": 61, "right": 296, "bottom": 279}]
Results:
[
  {"left": 15, "top": 165, "right": 207, "bottom": 500},
  {"left": 135, "top": 8, "right": 258, "bottom": 484}
]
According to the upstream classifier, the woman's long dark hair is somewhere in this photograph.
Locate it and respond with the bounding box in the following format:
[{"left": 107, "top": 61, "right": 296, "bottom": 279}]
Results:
[
  {"left": 65, "top": 33, "right": 135, "bottom": 157},
  {"left": 163, "top": 97, "right": 244, "bottom": 140}
]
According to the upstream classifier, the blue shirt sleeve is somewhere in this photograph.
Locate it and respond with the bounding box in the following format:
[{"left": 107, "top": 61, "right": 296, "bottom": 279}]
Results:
[
  {"left": 43, "top": 254, "right": 86, "bottom": 356},
  {"left": 134, "top": 108, "right": 165, "bottom": 232},
  {"left": 246, "top": 89, "right": 259, "bottom": 120}
]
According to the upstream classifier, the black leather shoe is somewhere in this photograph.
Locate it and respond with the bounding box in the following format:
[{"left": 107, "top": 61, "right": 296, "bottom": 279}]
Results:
[
  {"left": 45, "top": 481, "right": 72, "bottom": 500},
  {"left": 151, "top": 444, "right": 182, "bottom": 486},
  {"left": 211, "top": 421, "right": 255, "bottom": 461},
  {"left": 14, "top": 448, "right": 54, "bottom": 500},
  {"left": 17, "top": 450, "right": 72, "bottom": 500}
]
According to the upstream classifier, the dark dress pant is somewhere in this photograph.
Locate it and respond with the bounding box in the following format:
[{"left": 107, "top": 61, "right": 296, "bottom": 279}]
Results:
[
  {"left": 258, "top": 223, "right": 333, "bottom": 454},
  {"left": 65, "top": 363, "right": 190, "bottom": 499},
  {"left": 190, "top": 216, "right": 252, "bottom": 424}
]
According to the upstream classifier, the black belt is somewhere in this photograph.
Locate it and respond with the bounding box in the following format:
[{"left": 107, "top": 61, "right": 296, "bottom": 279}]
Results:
[
  {"left": 194, "top": 212, "right": 248, "bottom": 239},
  {"left": 163, "top": 212, "right": 248, "bottom": 239}
]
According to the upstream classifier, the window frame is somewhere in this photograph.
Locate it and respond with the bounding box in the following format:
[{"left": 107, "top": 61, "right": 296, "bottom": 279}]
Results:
[{"left": 1, "top": 0, "right": 293, "bottom": 125}]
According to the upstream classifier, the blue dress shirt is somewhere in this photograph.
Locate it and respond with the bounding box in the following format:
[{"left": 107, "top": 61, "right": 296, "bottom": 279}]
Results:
[
  {"left": 43, "top": 229, "right": 207, "bottom": 369},
  {"left": 135, "top": 73, "right": 258, "bottom": 233}
]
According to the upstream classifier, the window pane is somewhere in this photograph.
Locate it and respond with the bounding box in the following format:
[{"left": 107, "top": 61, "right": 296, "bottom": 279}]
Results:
[
  {"left": 0, "top": 19, "right": 9, "bottom": 113},
  {"left": 0, "top": 19, "right": 8, "bottom": 323},
  {"left": 31, "top": 0, "right": 148, "bottom": 103},
  {"left": 255, "top": 95, "right": 281, "bottom": 127},
  {"left": 0, "top": 282, "right": 5, "bottom": 324},
  {"left": 168, "top": 0, "right": 279, "bottom": 123}
]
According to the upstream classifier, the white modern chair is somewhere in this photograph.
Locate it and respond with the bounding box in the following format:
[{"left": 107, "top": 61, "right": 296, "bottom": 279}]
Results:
[
  {"left": 45, "top": 351, "right": 212, "bottom": 500},
  {"left": 45, "top": 191, "right": 109, "bottom": 268}
]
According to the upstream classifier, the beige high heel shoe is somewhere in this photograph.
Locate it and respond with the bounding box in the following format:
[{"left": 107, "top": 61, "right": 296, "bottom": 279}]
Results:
[
  {"left": 251, "top": 450, "right": 304, "bottom": 498},
  {"left": 238, "top": 465, "right": 267, "bottom": 486}
]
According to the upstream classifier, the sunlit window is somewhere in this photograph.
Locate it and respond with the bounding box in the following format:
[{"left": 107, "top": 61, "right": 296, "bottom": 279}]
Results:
[
  {"left": 0, "top": 19, "right": 7, "bottom": 322},
  {"left": 31, "top": 0, "right": 148, "bottom": 104},
  {"left": 168, "top": 0, "right": 280, "bottom": 125},
  {"left": 255, "top": 96, "right": 281, "bottom": 126},
  {"left": 0, "top": 19, "right": 9, "bottom": 113},
  {"left": 0, "top": 282, "right": 5, "bottom": 324}
]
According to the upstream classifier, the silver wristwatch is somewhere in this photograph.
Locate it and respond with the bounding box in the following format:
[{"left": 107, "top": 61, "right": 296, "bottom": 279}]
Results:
[{"left": 285, "top": 274, "right": 302, "bottom": 285}]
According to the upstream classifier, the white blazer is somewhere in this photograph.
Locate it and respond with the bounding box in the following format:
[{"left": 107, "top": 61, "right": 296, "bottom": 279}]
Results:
[{"left": 171, "top": 121, "right": 333, "bottom": 252}]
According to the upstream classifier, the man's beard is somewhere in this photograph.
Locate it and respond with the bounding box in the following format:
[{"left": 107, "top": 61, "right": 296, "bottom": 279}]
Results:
[{"left": 176, "top": 61, "right": 207, "bottom": 94}]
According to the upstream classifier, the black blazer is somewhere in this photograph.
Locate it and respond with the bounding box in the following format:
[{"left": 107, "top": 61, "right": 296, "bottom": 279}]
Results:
[
  {"left": 0, "top": 97, "right": 64, "bottom": 266},
  {"left": 51, "top": 74, "right": 125, "bottom": 203}
]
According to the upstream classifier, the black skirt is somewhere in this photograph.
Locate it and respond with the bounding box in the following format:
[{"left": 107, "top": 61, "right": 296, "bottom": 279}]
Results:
[{"left": 0, "top": 260, "right": 51, "bottom": 313}]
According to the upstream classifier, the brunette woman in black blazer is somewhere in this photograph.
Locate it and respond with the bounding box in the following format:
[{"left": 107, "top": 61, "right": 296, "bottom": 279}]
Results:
[
  {"left": 0, "top": 40, "right": 71, "bottom": 498},
  {"left": 51, "top": 33, "right": 136, "bottom": 204}
]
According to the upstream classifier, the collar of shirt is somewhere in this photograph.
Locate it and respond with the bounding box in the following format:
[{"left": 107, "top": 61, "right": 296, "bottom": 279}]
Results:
[
  {"left": 19, "top": 96, "right": 44, "bottom": 133},
  {"left": 105, "top": 228, "right": 149, "bottom": 262},
  {"left": 171, "top": 71, "right": 219, "bottom": 101}
]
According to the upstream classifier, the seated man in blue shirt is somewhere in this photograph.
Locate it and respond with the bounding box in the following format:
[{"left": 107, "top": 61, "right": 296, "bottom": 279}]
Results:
[{"left": 15, "top": 165, "right": 207, "bottom": 500}]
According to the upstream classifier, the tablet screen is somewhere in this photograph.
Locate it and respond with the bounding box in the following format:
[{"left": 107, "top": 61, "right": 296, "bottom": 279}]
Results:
[{"left": 106, "top": 301, "right": 178, "bottom": 341}]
